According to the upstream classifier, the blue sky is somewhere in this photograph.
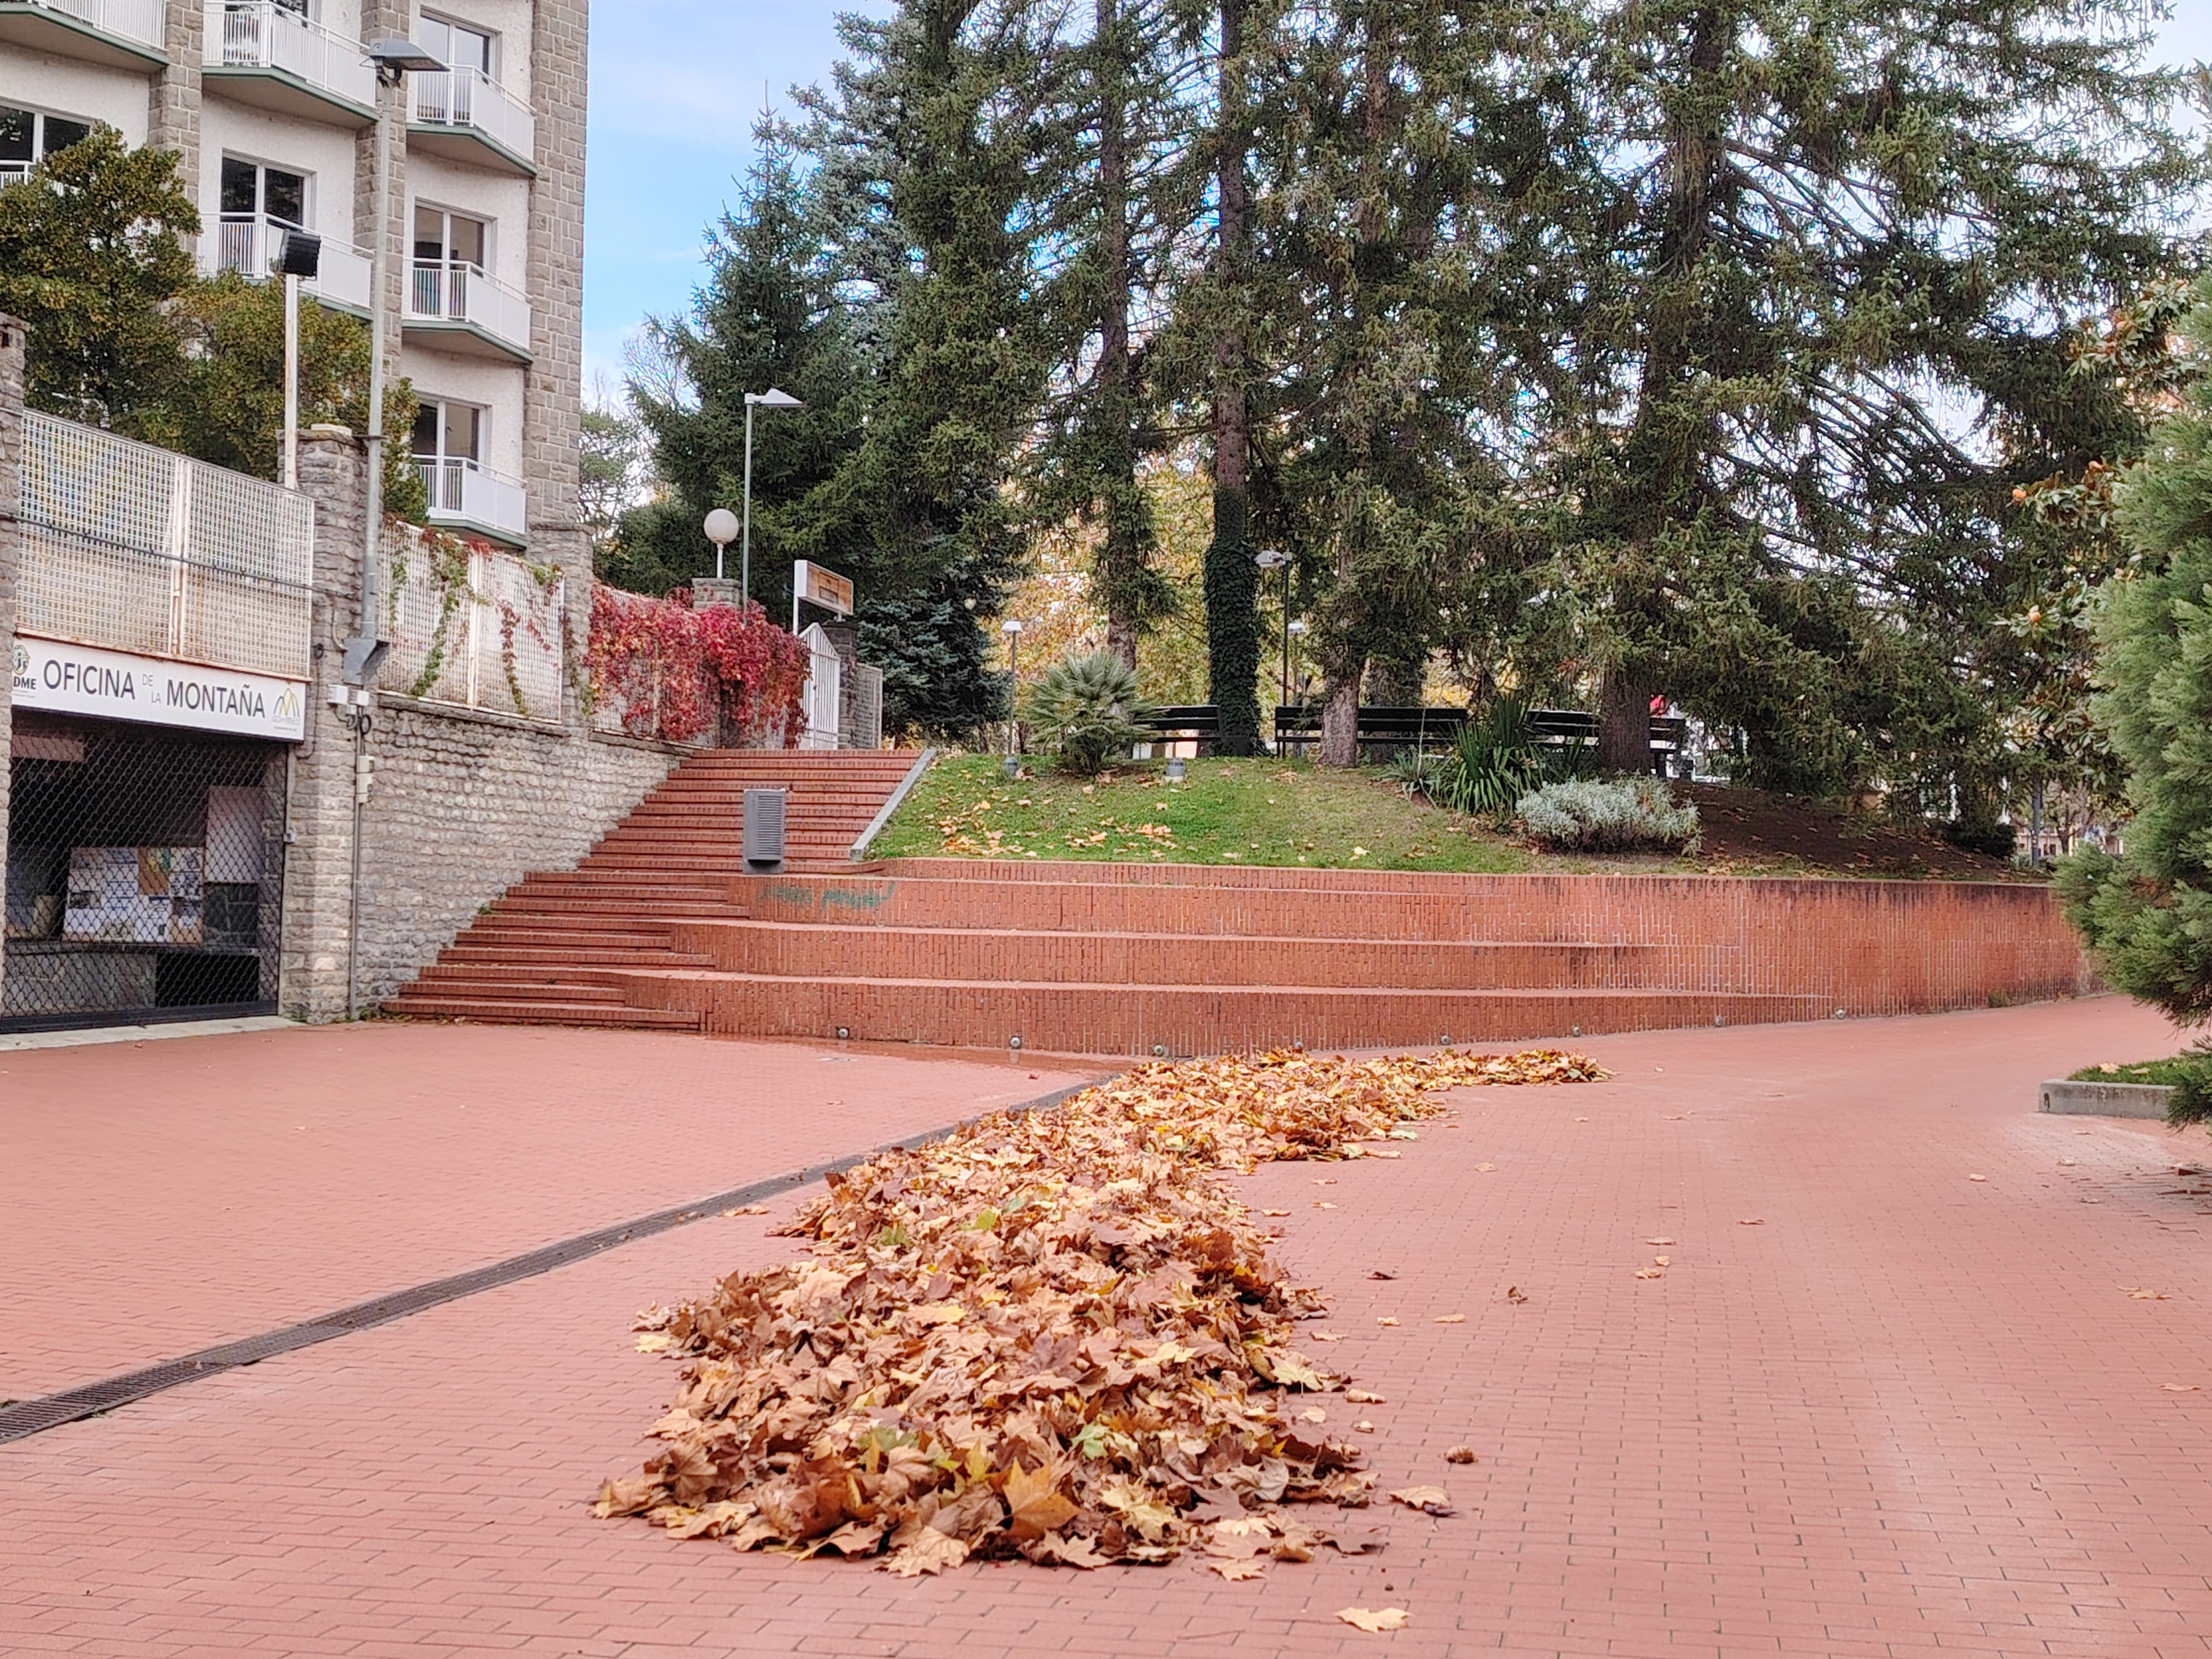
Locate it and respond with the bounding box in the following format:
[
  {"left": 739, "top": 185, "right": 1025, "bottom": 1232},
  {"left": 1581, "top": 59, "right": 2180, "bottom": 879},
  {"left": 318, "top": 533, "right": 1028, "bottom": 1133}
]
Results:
[{"left": 581, "top": 3, "right": 2212, "bottom": 392}]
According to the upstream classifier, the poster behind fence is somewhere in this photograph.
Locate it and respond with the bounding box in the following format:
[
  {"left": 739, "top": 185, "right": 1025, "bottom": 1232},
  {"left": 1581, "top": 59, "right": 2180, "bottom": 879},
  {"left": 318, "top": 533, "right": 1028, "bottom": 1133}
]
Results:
[{"left": 64, "top": 848, "right": 206, "bottom": 946}]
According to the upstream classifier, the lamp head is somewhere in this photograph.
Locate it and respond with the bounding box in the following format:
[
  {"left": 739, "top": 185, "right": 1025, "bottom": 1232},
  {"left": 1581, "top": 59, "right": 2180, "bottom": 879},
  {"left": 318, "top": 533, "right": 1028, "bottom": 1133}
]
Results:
[
  {"left": 275, "top": 229, "right": 322, "bottom": 279},
  {"left": 1253, "top": 549, "right": 1290, "bottom": 569},
  {"left": 745, "top": 387, "right": 805, "bottom": 411},
  {"left": 1287, "top": 619, "right": 1310, "bottom": 636},
  {"left": 702, "top": 508, "right": 740, "bottom": 547},
  {"left": 1000, "top": 619, "right": 1024, "bottom": 635},
  {"left": 367, "top": 37, "right": 445, "bottom": 79}
]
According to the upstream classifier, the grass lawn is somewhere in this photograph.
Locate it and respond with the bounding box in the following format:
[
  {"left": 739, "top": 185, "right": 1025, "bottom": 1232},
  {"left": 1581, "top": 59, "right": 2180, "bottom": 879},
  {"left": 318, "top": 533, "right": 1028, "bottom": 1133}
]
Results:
[{"left": 870, "top": 754, "right": 1535, "bottom": 873}]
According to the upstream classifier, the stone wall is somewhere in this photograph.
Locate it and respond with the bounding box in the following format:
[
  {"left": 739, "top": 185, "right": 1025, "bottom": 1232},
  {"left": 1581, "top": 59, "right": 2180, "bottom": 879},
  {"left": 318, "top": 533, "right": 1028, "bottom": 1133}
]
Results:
[{"left": 280, "top": 432, "right": 679, "bottom": 1021}]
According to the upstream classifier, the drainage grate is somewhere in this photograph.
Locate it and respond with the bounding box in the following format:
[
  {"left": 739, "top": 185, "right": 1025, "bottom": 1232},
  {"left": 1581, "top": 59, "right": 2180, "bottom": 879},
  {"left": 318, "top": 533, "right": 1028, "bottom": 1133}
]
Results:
[{"left": 0, "top": 1079, "right": 1098, "bottom": 1444}]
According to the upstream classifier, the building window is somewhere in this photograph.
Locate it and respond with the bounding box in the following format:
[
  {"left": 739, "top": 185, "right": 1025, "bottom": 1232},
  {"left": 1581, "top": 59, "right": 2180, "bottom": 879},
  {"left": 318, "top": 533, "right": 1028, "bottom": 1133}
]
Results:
[
  {"left": 0, "top": 106, "right": 93, "bottom": 181},
  {"left": 418, "top": 13, "right": 495, "bottom": 79},
  {"left": 413, "top": 205, "right": 488, "bottom": 274},
  {"left": 220, "top": 155, "right": 309, "bottom": 228}
]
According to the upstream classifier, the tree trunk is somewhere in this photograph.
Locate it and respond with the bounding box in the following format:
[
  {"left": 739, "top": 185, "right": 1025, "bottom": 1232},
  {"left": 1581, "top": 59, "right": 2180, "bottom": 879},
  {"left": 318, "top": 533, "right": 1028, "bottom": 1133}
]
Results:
[
  {"left": 1203, "top": 0, "right": 1260, "bottom": 755},
  {"left": 1597, "top": 671, "right": 1653, "bottom": 776},
  {"left": 1319, "top": 665, "right": 1364, "bottom": 768},
  {"left": 1095, "top": 0, "right": 1140, "bottom": 670}
]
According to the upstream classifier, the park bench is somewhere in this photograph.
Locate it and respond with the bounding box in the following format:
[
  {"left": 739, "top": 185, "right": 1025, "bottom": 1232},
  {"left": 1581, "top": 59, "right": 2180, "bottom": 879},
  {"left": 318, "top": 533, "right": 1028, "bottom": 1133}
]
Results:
[{"left": 1271, "top": 704, "right": 1688, "bottom": 771}]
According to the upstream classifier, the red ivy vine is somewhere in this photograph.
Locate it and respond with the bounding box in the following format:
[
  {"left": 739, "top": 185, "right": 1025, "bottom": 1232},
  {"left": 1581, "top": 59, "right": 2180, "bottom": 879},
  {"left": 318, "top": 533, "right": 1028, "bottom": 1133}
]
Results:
[{"left": 588, "top": 585, "right": 811, "bottom": 746}]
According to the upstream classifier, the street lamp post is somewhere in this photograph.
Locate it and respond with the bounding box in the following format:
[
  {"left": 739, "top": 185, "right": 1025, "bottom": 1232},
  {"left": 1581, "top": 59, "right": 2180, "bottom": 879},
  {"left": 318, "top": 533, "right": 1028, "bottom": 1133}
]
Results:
[
  {"left": 1254, "top": 550, "right": 1292, "bottom": 719},
  {"left": 741, "top": 387, "right": 805, "bottom": 604},
  {"left": 1000, "top": 618, "right": 1024, "bottom": 754}
]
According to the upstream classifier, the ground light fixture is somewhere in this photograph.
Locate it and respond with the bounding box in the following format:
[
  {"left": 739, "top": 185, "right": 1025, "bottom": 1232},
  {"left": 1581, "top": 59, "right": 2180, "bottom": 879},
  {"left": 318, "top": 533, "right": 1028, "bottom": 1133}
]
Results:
[
  {"left": 703, "top": 508, "right": 739, "bottom": 581},
  {"left": 740, "top": 388, "right": 805, "bottom": 602}
]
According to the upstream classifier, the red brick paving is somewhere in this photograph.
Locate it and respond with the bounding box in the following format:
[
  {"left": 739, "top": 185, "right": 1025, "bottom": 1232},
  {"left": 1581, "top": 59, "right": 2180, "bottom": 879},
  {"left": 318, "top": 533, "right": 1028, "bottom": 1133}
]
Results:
[
  {"left": 0, "top": 1022, "right": 1094, "bottom": 1401},
  {"left": 6, "top": 997, "right": 2211, "bottom": 1658}
]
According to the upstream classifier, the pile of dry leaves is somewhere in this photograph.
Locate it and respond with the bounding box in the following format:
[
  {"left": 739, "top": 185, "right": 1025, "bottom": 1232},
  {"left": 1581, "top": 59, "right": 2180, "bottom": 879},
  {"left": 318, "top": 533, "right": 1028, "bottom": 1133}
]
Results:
[{"left": 594, "top": 1047, "right": 1603, "bottom": 1575}]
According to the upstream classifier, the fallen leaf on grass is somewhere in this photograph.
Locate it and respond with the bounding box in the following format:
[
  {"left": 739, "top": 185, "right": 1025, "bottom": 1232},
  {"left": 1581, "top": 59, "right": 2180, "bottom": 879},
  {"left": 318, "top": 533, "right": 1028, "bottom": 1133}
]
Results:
[
  {"left": 1388, "top": 1486, "right": 1455, "bottom": 1516},
  {"left": 1446, "top": 1447, "right": 1477, "bottom": 1464},
  {"left": 1346, "top": 1389, "right": 1386, "bottom": 1404},
  {"left": 1338, "top": 1607, "right": 1410, "bottom": 1632}
]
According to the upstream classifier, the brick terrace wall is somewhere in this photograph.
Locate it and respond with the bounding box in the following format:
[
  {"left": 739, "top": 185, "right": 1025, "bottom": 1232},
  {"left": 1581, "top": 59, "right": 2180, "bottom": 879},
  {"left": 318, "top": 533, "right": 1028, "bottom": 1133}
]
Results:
[
  {"left": 281, "top": 434, "right": 679, "bottom": 1020},
  {"left": 750, "top": 859, "right": 2095, "bottom": 1019}
]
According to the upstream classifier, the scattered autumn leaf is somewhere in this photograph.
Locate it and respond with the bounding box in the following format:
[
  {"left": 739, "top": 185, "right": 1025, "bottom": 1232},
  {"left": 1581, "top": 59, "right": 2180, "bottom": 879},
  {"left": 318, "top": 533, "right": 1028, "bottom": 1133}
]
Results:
[
  {"left": 1475, "top": 1162, "right": 1498, "bottom": 1172},
  {"left": 1338, "top": 1607, "right": 1410, "bottom": 1632},
  {"left": 1345, "top": 1389, "right": 1386, "bottom": 1404},
  {"left": 1262, "top": 1208, "right": 1290, "bottom": 1217},
  {"left": 1652, "top": 1256, "right": 1671, "bottom": 1267},
  {"left": 1635, "top": 1268, "right": 1665, "bottom": 1280},
  {"left": 1387, "top": 1485, "right": 1456, "bottom": 1516},
  {"left": 1355, "top": 1420, "right": 1376, "bottom": 1433},
  {"left": 1645, "top": 1238, "right": 1676, "bottom": 1246},
  {"left": 1969, "top": 1174, "right": 1987, "bottom": 1182},
  {"left": 1369, "top": 1270, "right": 1397, "bottom": 1281},
  {"left": 1739, "top": 1218, "right": 1765, "bottom": 1226},
  {"left": 1505, "top": 1286, "right": 1527, "bottom": 1304},
  {"left": 1433, "top": 1313, "right": 1466, "bottom": 1324},
  {"left": 1315, "top": 1201, "right": 1339, "bottom": 1210},
  {"left": 1376, "top": 1317, "right": 1400, "bottom": 1327},
  {"left": 2162, "top": 1383, "right": 2199, "bottom": 1392},
  {"left": 721, "top": 1205, "right": 769, "bottom": 1217},
  {"left": 1446, "top": 1446, "right": 1477, "bottom": 1464},
  {"left": 1209, "top": 1556, "right": 1269, "bottom": 1580}
]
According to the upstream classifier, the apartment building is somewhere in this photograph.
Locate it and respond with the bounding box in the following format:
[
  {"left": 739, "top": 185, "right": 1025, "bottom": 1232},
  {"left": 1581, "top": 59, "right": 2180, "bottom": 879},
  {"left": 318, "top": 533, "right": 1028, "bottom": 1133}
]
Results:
[
  {"left": 0, "top": 0, "right": 586, "bottom": 552},
  {"left": 1, "top": 1, "right": 609, "bottom": 1032}
]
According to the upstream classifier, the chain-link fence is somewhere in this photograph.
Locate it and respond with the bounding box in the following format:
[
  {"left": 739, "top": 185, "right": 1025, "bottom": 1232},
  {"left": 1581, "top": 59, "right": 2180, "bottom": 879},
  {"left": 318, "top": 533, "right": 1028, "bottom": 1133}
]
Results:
[{"left": 3, "top": 715, "right": 286, "bottom": 1031}]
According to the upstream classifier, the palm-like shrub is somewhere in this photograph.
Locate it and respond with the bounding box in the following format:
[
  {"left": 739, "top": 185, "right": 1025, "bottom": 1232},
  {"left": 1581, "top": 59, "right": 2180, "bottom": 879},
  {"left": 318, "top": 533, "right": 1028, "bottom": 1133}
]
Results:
[
  {"left": 1025, "top": 651, "right": 1157, "bottom": 775},
  {"left": 1428, "top": 698, "right": 1545, "bottom": 817}
]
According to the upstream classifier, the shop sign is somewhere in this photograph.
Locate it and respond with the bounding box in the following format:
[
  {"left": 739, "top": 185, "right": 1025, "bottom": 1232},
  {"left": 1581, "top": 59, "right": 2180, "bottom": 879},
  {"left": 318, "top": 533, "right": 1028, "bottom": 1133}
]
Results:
[
  {"left": 9, "top": 637, "right": 307, "bottom": 742},
  {"left": 794, "top": 560, "right": 855, "bottom": 617}
]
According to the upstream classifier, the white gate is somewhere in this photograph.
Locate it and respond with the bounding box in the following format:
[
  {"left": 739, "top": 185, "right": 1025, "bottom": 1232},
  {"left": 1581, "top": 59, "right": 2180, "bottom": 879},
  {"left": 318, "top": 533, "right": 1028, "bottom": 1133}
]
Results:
[{"left": 800, "top": 623, "right": 842, "bottom": 750}]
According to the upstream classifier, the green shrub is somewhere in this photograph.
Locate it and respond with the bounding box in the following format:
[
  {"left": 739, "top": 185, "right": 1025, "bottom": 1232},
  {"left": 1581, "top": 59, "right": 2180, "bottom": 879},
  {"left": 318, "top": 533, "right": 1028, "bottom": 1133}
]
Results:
[
  {"left": 1024, "top": 651, "right": 1157, "bottom": 775},
  {"left": 1940, "top": 818, "right": 2017, "bottom": 860},
  {"left": 1518, "top": 778, "right": 1699, "bottom": 853},
  {"left": 2057, "top": 277, "right": 2212, "bottom": 1039}
]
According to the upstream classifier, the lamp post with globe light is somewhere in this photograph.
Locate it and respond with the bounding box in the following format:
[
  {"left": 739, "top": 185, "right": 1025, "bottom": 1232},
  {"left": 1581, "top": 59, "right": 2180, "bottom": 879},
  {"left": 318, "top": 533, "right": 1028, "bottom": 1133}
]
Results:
[
  {"left": 1001, "top": 619, "right": 1025, "bottom": 754},
  {"left": 1253, "top": 550, "right": 1292, "bottom": 712},
  {"left": 703, "top": 508, "right": 739, "bottom": 583}
]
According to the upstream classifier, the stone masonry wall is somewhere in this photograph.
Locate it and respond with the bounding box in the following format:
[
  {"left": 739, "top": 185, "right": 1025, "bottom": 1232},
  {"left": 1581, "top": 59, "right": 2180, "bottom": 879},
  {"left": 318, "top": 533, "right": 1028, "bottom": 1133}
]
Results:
[
  {"left": 0, "top": 316, "right": 24, "bottom": 999},
  {"left": 281, "top": 432, "right": 677, "bottom": 1020},
  {"left": 149, "top": 1, "right": 204, "bottom": 206}
]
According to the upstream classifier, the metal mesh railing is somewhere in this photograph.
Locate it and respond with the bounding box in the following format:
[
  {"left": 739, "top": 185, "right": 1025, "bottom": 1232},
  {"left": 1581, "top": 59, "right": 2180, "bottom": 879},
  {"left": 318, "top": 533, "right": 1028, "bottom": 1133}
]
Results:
[
  {"left": 15, "top": 413, "right": 315, "bottom": 681},
  {"left": 844, "top": 662, "right": 884, "bottom": 751},
  {"left": 3, "top": 716, "right": 286, "bottom": 1031},
  {"left": 378, "top": 523, "right": 565, "bottom": 721}
]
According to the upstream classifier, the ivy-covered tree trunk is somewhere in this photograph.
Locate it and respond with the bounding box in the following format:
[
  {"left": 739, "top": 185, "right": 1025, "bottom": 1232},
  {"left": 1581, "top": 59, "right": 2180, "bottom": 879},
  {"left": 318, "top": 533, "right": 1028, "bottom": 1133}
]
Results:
[
  {"left": 1203, "top": 0, "right": 1261, "bottom": 755},
  {"left": 1319, "top": 664, "right": 1362, "bottom": 768}
]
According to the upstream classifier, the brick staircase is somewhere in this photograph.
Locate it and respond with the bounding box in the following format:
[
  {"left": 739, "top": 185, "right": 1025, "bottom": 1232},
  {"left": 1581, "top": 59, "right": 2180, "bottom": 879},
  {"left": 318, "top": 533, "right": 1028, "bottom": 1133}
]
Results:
[
  {"left": 382, "top": 750, "right": 926, "bottom": 1030},
  {"left": 389, "top": 806, "right": 2086, "bottom": 1053}
]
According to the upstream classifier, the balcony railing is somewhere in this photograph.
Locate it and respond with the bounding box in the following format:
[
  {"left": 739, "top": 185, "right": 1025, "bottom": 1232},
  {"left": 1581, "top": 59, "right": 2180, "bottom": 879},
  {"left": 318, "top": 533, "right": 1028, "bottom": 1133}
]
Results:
[
  {"left": 380, "top": 524, "right": 562, "bottom": 719},
  {"left": 14, "top": 411, "right": 314, "bottom": 682},
  {"left": 408, "top": 66, "right": 534, "bottom": 166},
  {"left": 207, "top": 1, "right": 375, "bottom": 109},
  {"left": 8, "top": 0, "right": 166, "bottom": 53},
  {"left": 414, "top": 456, "right": 528, "bottom": 545},
  {"left": 405, "top": 258, "right": 531, "bottom": 357},
  {"left": 216, "top": 213, "right": 373, "bottom": 312}
]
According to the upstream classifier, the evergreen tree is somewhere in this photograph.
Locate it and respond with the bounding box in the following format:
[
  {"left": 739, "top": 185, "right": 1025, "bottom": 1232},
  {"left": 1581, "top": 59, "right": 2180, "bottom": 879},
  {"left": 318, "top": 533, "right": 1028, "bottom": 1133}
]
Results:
[
  {"left": 2058, "top": 275, "right": 2212, "bottom": 1108},
  {"left": 1503, "top": 0, "right": 2204, "bottom": 786}
]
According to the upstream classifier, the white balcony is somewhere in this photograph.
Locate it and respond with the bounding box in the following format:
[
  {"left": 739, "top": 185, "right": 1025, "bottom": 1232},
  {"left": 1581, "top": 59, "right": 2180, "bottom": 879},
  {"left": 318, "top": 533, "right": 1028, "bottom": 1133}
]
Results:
[
  {"left": 407, "top": 66, "right": 535, "bottom": 176},
  {"left": 0, "top": 0, "right": 165, "bottom": 67},
  {"left": 415, "top": 457, "right": 528, "bottom": 547},
  {"left": 204, "top": 1, "right": 377, "bottom": 126},
  {"left": 403, "top": 258, "right": 531, "bottom": 362},
  {"left": 215, "top": 213, "right": 373, "bottom": 314}
]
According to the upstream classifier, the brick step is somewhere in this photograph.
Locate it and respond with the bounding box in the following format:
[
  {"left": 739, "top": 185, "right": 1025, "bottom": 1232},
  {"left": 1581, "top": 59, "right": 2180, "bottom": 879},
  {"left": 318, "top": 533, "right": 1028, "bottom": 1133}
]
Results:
[
  {"left": 672, "top": 921, "right": 1701, "bottom": 992},
  {"left": 411, "top": 970, "right": 637, "bottom": 1003},
  {"left": 382, "top": 995, "right": 702, "bottom": 1030},
  {"left": 487, "top": 896, "right": 739, "bottom": 919},
  {"left": 620, "top": 973, "right": 1830, "bottom": 1058},
  {"left": 742, "top": 873, "right": 1702, "bottom": 943},
  {"left": 444, "top": 945, "right": 718, "bottom": 968}
]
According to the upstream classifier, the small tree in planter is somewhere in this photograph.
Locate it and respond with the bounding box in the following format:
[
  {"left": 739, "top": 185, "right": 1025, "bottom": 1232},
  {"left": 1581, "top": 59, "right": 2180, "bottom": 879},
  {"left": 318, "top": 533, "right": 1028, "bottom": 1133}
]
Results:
[
  {"left": 2057, "top": 278, "right": 2212, "bottom": 1121},
  {"left": 1025, "top": 651, "right": 1157, "bottom": 775}
]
